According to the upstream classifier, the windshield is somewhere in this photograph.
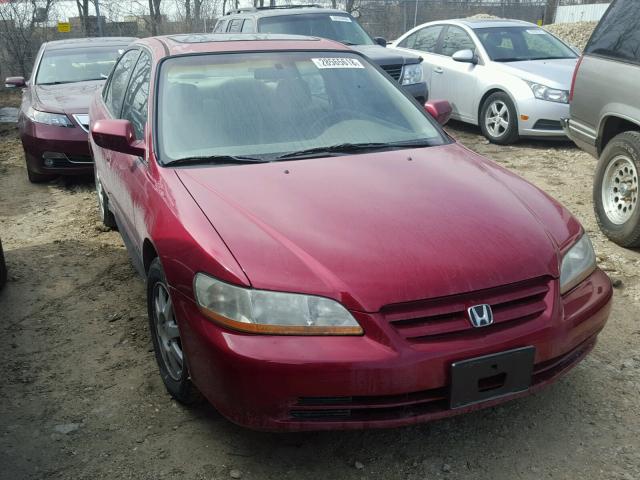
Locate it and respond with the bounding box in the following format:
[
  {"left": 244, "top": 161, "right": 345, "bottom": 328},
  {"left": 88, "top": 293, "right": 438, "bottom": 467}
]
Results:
[
  {"left": 157, "top": 51, "right": 445, "bottom": 164},
  {"left": 475, "top": 26, "right": 577, "bottom": 62},
  {"left": 258, "top": 14, "right": 374, "bottom": 45},
  {"left": 36, "top": 46, "right": 126, "bottom": 85}
]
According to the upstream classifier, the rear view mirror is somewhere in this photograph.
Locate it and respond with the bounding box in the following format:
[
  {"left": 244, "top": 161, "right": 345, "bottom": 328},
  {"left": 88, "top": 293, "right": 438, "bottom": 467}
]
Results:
[
  {"left": 374, "top": 37, "right": 388, "bottom": 47},
  {"left": 452, "top": 49, "right": 477, "bottom": 64},
  {"left": 91, "top": 119, "right": 146, "bottom": 157},
  {"left": 5, "top": 76, "right": 25, "bottom": 88},
  {"left": 425, "top": 100, "right": 452, "bottom": 126}
]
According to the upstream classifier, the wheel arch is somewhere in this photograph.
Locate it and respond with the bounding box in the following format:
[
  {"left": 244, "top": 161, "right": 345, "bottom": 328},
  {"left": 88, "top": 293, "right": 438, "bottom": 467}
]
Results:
[
  {"left": 598, "top": 115, "right": 640, "bottom": 156},
  {"left": 143, "top": 238, "right": 159, "bottom": 275}
]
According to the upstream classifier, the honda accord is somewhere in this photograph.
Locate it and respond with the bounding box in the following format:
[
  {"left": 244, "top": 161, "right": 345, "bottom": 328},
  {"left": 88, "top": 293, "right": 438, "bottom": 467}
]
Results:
[{"left": 89, "top": 33, "right": 611, "bottom": 431}]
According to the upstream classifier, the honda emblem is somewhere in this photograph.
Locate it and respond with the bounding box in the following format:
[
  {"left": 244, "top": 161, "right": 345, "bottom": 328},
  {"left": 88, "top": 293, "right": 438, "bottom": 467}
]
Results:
[{"left": 467, "top": 304, "right": 494, "bottom": 328}]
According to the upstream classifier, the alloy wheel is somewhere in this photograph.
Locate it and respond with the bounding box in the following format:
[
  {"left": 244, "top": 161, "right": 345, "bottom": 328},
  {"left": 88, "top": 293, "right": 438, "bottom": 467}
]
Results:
[
  {"left": 485, "top": 100, "right": 510, "bottom": 138},
  {"left": 602, "top": 154, "right": 639, "bottom": 225},
  {"left": 153, "top": 282, "right": 183, "bottom": 381}
]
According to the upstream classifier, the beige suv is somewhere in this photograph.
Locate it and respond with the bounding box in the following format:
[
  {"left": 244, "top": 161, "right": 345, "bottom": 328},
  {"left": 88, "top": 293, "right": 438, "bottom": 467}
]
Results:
[{"left": 564, "top": 0, "right": 640, "bottom": 248}]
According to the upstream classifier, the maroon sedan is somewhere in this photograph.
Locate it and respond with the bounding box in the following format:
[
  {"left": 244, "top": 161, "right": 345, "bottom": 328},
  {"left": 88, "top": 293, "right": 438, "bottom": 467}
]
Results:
[
  {"left": 6, "top": 37, "right": 135, "bottom": 182},
  {"left": 89, "top": 34, "right": 612, "bottom": 431}
]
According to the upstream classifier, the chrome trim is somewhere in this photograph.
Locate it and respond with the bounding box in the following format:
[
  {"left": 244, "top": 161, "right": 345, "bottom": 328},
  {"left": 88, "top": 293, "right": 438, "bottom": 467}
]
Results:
[{"left": 72, "top": 114, "right": 90, "bottom": 133}]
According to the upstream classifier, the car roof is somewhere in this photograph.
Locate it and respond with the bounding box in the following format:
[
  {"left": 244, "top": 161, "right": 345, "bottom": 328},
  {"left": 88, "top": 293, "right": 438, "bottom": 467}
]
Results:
[
  {"left": 44, "top": 37, "right": 137, "bottom": 50},
  {"left": 146, "top": 33, "right": 351, "bottom": 56},
  {"left": 451, "top": 18, "right": 536, "bottom": 29},
  {"left": 224, "top": 7, "right": 352, "bottom": 18}
]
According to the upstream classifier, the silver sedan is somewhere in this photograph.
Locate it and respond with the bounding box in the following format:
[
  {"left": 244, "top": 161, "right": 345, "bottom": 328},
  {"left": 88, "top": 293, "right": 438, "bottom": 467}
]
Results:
[{"left": 392, "top": 18, "right": 579, "bottom": 144}]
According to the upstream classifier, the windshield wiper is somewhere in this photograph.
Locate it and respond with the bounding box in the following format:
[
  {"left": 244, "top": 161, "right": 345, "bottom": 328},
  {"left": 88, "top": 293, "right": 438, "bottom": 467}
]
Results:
[
  {"left": 165, "top": 155, "right": 268, "bottom": 166},
  {"left": 275, "top": 140, "right": 433, "bottom": 160}
]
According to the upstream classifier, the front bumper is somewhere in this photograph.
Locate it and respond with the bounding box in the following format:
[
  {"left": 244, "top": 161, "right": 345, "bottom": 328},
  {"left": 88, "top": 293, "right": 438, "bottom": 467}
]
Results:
[
  {"left": 20, "top": 116, "right": 93, "bottom": 175},
  {"left": 175, "top": 269, "right": 611, "bottom": 431},
  {"left": 401, "top": 81, "right": 428, "bottom": 104},
  {"left": 516, "top": 97, "right": 570, "bottom": 138}
]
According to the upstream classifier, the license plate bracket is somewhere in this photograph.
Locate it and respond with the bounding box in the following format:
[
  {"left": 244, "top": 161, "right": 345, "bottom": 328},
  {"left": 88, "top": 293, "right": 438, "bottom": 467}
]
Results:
[{"left": 450, "top": 346, "right": 535, "bottom": 409}]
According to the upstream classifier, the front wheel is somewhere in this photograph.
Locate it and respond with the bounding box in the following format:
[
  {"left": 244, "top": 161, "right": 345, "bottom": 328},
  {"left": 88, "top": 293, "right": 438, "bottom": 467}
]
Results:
[
  {"left": 479, "top": 92, "right": 519, "bottom": 145},
  {"left": 147, "top": 257, "right": 201, "bottom": 404},
  {"left": 593, "top": 131, "right": 640, "bottom": 247}
]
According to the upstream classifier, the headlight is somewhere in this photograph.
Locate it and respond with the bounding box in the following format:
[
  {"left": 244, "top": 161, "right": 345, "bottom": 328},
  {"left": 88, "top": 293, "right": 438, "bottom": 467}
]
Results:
[
  {"left": 194, "top": 273, "right": 363, "bottom": 335},
  {"left": 26, "top": 107, "right": 73, "bottom": 127},
  {"left": 526, "top": 81, "right": 569, "bottom": 104},
  {"left": 400, "top": 63, "right": 423, "bottom": 85},
  {"left": 560, "top": 233, "right": 596, "bottom": 294}
]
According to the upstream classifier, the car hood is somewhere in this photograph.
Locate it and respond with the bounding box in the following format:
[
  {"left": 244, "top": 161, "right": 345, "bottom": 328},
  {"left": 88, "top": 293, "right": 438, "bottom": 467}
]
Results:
[
  {"left": 493, "top": 58, "right": 578, "bottom": 90},
  {"left": 351, "top": 44, "right": 422, "bottom": 66},
  {"left": 177, "top": 143, "right": 580, "bottom": 312},
  {"left": 33, "top": 80, "right": 105, "bottom": 114}
]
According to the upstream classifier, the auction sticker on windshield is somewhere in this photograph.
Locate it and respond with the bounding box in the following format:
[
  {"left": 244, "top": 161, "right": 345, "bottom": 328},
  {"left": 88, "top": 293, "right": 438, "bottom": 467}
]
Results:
[
  {"left": 312, "top": 58, "right": 364, "bottom": 69},
  {"left": 330, "top": 15, "right": 352, "bottom": 22}
]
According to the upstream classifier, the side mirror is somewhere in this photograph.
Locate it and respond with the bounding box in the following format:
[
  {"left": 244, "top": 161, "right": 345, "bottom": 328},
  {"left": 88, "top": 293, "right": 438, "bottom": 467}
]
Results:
[
  {"left": 91, "top": 119, "right": 145, "bottom": 157},
  {"left": 5, "top": 76, "right": 25, "bottom": 88},
  {"left": 374, "top": 37, "right": 388, "bottom": 47},
  {"left": 451, "top": 49, "right": 477, "bottom": 64},
  {"left": 425, "top": 100, "right": 452, "bottom": 126}
]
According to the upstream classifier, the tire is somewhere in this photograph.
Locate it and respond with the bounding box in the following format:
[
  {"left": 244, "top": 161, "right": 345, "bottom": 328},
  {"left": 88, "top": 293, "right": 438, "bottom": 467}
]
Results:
[
  {"left": 95, "top": 171, "right": 117, "bottom": 230},
  {"left": 479, "top": 92, "right": 520, "bottom": 145},
  {"left": 27, "top": 166, "right": 55, "bottom": 183},
  {"left": 0, "top": 239, "right": 7, "bottom": 290},
  {"left": 593, "top": 131, "right": 640, "bottom": 248},
  {"left": 147, "top": 257, "right": 201, "bottom": 404}
]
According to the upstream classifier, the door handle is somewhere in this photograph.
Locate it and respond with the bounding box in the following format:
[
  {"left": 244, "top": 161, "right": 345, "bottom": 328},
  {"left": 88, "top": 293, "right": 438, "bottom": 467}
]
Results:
[{"left": 434, "top": 67, "right": 444, "bottom": 74}]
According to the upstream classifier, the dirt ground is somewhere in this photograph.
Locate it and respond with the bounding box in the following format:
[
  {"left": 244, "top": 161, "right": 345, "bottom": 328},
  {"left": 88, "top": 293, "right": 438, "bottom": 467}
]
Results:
[{"left": 1, "top": 90, "right": 639, "bottom": 480}]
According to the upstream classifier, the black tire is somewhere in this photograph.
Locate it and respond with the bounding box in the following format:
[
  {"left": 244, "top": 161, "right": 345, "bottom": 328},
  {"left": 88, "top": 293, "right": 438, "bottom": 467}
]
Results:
[
  {"left": 0, "top": 239, "right": 7, "bottom": 290},
  {"left": 593, "top": 131, "right": 640, "bottom": 248},
  {"left": 95, "top": 172, "right": 117, "bottom": 230},
  {"left": 479, "top": 92, "right": 520, "bottom": 145},
  {"left": 147, "top": 257, "right": 201, "bottom": 404},
  {"left": 27, "top": 166, "right": 55, "bottom": 183}
]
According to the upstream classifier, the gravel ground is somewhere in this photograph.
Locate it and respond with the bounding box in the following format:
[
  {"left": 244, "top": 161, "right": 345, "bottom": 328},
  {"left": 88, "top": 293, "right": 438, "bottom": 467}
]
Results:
[
  {"left": 545, "top": 22, "right": 598, "bottom": 50},
  {"left": 0, "top": 90, "right": 639, "bottom": 480}
]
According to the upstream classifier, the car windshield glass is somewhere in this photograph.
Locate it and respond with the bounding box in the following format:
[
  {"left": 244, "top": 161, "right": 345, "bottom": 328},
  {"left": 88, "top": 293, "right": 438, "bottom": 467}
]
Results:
[
  {"left": 157, "top": 51, "right": 445, "bottom": 164},
  {"left": 475, "top": 26, "right": 577, "bottom": 62},
  {"left": 258, "top": 14, "right": 374, "bottom": 45},
  {"left": 36, "top": 46, "right": 126, "bottom": 85}
]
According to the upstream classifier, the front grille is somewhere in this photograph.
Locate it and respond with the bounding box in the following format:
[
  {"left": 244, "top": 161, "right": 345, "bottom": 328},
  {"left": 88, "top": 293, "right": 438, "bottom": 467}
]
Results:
[
  {"left": 533, "top": 119, "right": 563, "bottom": 131},
  {"left": 288, "top": 336, "right": 595, "bottom": 422},
  {"left": 382, "top": 277, "right": 552, "bottom": 344},
  {"left": 381, "top": 64, "right": 403, "bottom": 81}
]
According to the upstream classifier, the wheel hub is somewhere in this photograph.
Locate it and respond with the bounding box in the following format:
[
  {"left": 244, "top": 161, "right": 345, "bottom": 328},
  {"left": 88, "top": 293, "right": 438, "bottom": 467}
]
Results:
[
  {"left": 153, "top": 282, "right": 183, "bottom": 381},
  {"left": 602, "top": 154, "right": 638, "bottom": 225}
]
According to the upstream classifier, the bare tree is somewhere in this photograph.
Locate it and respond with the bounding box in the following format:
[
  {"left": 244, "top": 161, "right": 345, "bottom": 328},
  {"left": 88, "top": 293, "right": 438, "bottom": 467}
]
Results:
[
  {"left": 148, "top": 0, "right": 162, "bottom": 35},
  {"left": 0, "top": 0, "right": 56, "bottom": 77}
]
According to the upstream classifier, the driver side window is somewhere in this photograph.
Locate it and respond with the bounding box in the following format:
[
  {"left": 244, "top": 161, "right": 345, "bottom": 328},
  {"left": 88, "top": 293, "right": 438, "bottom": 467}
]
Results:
[
  {"left": 103, "top": 49, "right": 140, "bottom": 117},
  {"left": 121, "top": 52, "right": 152, "bottom": 141}
]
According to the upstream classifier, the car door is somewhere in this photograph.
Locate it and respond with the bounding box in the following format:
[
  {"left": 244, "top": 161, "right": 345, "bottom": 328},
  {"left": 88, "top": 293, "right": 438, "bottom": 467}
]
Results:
[
  {"left": 432, "top": 25, "right": 480, "bottom": 122},
  {"left": 101, "top": 48, "right": 140, "bottom": 237},
  {"left": 396, "top": 25, "right": 445, "bottom": 97},
  {"left": 116, "top": 50, "right": 153, "bottom": 256}
]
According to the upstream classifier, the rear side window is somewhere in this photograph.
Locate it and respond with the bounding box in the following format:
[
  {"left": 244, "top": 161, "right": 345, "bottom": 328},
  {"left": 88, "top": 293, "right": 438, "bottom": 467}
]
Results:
[
  {"left": 121, "top": 52, "right": 151, "bottom": 140},
  {"left": 103, "top": 49, "right": 140, "bottom": 117},
  {"left": 228, "top": 19, "right": 243, "bottom": 33},
  {"left": 398, "top": 25, "right": 443, "bottom": 53},
  {"left": 241, "top": 19, "right": 254, "bottom": 32},
  {"left": 585, "top": 0, "right": 640, "bottom": 63},
  {"left": 440, "top": 26, "right": 476, "bottom": 56}
]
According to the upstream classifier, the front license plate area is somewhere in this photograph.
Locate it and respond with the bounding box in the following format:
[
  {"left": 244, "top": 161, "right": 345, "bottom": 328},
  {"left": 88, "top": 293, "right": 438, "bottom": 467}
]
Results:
[{"left": 450, "top": 346, "right": 535, "bottom": 409}]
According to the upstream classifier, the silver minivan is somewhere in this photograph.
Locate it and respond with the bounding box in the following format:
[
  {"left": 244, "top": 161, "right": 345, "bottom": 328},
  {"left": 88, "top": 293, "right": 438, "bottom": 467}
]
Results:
[{"left": 564, "top": 0, "right": 640, "bottom": 248}]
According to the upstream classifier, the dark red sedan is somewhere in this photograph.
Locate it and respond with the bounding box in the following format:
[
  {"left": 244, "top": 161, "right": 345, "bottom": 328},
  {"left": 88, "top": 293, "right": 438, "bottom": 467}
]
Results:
[
  {"left": 89, "top": 34, "right": 612, "bottom": 431},
  {"left": 6, "top": 37, "right": 135, "bottom": 182}
]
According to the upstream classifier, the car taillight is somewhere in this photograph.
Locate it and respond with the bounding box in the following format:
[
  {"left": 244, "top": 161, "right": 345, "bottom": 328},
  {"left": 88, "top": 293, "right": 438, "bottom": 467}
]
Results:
[{"left": 569, "top": 55, "right": 583, "bottom": 103}]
